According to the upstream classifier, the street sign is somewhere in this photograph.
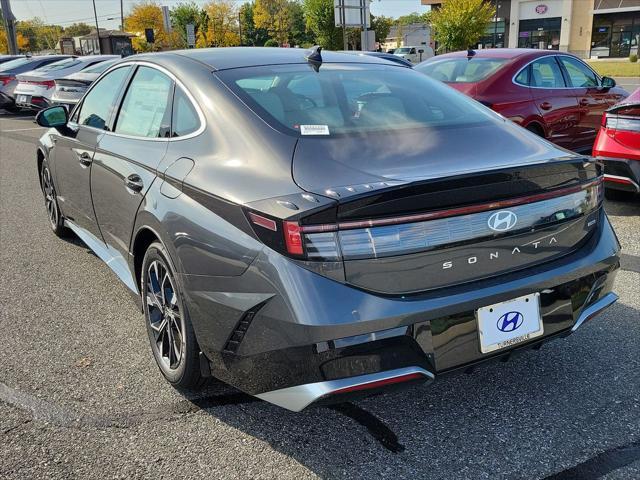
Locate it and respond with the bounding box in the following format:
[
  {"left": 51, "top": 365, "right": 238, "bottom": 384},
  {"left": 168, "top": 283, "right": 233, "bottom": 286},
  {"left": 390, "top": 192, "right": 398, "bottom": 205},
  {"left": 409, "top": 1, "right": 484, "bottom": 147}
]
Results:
[
  {"left": 162, "top": 5, "right": 172, "bottom": 32},
  {"left": 186, "top": 23, "right": 196, "bottom": 48},
  {"left": 334, "top": 0, "right": 370, "bottom": 28}
]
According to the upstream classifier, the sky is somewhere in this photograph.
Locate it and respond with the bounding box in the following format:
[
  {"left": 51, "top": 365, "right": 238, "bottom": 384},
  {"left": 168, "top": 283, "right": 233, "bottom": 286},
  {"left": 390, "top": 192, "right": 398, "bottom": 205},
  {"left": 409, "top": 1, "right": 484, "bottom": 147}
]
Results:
[{"left": 9, "top": 0, "right": 429, "bottom": 30}]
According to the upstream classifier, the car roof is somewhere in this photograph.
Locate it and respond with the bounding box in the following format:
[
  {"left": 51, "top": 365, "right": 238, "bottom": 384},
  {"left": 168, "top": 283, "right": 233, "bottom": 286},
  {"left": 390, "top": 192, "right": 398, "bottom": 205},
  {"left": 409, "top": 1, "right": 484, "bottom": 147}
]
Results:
[
  {"left": 141, "top": 47, "right": 402, "bottom": 71},
  {"left": 433, "top": 48, "right": 559, "bottom": 60}
]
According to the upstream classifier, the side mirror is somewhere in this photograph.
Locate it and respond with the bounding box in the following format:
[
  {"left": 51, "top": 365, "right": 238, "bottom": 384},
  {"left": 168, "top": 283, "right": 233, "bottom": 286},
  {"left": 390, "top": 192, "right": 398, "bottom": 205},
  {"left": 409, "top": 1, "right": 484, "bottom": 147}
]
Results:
[
  {"left": 601, "top": 76, "right": 616, "bottom": 89},
  {"left": 36, "top": 106, "right": 68, "bottom": 130}
]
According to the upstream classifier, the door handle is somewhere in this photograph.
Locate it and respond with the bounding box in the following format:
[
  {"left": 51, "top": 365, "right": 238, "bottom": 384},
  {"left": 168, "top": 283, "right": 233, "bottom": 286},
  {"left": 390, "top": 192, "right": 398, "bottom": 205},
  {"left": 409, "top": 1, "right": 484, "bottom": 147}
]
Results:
[
  {"left": 540, "top": 102, "right": 552, "bottom": 111},
  {"left": 78, "top": 151, "right": 92, "bottom": 167},
  {"left": 579, "top": 98, "right": 590, "bottom": 106},
  {"left": 125, "top": 174, "right": 144, "bottom": 193}
]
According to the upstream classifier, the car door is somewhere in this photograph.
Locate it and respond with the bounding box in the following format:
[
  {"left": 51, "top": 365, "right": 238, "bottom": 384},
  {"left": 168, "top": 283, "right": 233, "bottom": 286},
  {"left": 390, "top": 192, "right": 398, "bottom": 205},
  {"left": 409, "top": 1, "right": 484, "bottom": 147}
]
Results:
[
  {"left": 557, "top": 55, "right": 609, "bottom": 152},
  {"left": 528, "top": 55, "right": 579, "bottom": 150},
  {"left": 52, "top": 65, "right": 133, "bottom": 239},
  {"left": 90, "top": 65, "right": 173, "bottom": 261}
]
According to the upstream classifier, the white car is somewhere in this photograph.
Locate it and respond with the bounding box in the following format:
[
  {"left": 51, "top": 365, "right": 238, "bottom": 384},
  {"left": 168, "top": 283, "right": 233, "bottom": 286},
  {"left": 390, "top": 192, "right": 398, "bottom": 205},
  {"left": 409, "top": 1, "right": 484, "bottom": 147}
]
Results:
[
  {"left": 394, "top": 46, "right": 434, "bottom": 64},
  {"left": 14, "top": 55, "right": 118, "bottom": 110}
]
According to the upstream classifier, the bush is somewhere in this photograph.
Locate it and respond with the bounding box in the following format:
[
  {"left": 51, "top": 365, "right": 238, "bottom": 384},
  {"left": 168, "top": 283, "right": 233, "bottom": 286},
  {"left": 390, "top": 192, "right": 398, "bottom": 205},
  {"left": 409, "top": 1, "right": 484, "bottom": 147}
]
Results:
[
  {"left": 630, "top": 54, "right": 638, "bottom": 63},
  {"left": 264, "top": 39, "right": 279, "bottom": 47}
]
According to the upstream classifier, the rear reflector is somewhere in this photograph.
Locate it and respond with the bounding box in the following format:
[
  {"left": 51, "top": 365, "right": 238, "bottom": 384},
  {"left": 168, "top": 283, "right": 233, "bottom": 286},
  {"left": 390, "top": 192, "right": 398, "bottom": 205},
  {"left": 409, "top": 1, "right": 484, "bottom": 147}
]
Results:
[
  {"left": 329, "top": 372, "right": 426, "bottom": 396},
  {"left": 248, "top": 212, "right": 277, "bottom": 231},
  {"left": 284, "top": 221, "right": 304, "bottom": 255}
]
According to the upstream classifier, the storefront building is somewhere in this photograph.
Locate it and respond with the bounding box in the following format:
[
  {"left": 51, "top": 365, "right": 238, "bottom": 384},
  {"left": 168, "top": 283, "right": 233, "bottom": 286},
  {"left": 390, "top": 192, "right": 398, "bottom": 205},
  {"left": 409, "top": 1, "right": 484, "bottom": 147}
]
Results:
[{"left": 422, "top": 0, "right": 640, "bottom": 58}]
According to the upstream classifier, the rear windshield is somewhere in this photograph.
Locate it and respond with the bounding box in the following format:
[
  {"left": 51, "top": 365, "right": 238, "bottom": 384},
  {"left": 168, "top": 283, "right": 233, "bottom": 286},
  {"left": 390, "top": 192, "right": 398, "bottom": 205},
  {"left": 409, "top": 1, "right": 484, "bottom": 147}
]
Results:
[
  {"left": 0, "top": 57, "right": 32, "bottom": 72},
  {"left": 415, "top": 58, "right": 508, "bottom": 83},
  {"left": 82, "top": 59, "right": 118, "bottom": 74},
  {"left": 36, "top": 58, "right": 79, "bottom": 72},
  {"left": 218, "top": 64, "right": 494, "bottom": 136},
  {"left": 395, "top": 47, "right": 412, "bottom": 54}
]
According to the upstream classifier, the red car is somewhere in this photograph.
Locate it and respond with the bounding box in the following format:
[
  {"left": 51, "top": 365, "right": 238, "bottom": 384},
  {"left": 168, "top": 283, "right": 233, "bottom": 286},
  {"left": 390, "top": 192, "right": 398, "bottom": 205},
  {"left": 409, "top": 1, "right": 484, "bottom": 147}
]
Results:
[
  {"left": 415, "top": 49, "right": 628, "bottom": 153},
  {"left": 593, "top": 88, "right": 640, "bottom": 200}
]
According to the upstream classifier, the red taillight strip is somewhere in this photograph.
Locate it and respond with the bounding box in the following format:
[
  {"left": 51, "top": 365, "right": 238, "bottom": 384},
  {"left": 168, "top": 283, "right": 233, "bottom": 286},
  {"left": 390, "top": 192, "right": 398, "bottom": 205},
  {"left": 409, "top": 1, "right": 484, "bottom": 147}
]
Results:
[
  {"left": 301, "top": 178, "right": 602, "bottom": 233},
  {"left": 329, "top": 372, "right": 427, "bottom": 396},
  {"left": 604, "top": 174, "right": 640, "bottom": 192}
]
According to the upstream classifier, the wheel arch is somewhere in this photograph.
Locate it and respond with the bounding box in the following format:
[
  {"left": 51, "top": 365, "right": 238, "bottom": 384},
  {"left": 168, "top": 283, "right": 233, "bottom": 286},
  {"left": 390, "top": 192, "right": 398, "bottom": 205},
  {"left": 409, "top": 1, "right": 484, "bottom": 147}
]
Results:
[{"left": 524, "top": 120, "right": 546, "bottom": 138}]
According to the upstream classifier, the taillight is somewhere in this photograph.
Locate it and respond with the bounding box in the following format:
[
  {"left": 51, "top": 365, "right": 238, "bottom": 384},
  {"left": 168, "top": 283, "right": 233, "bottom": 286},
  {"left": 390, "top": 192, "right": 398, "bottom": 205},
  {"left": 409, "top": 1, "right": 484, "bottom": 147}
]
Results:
[
  {"left": 283, "top": 221, "right": 303, "bottom": 255},
  {"left": 0, "top": 75, "right": 14, "bottom": 86},
  {"left": 604, "top": 111, "right": 640, "bottom": 133}
]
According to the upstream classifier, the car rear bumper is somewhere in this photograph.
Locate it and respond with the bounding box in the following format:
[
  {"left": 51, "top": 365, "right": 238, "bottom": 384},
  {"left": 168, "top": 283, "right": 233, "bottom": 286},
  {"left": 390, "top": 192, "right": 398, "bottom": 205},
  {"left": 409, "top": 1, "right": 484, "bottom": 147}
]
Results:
[
  {"left": 185, "top": 209, "right": 620, "bottom": 411},
  {"left": 14, "top": 95, "right": 51, "bottom": 110},
  {"left": 0, "top": 91, "right": 15, "bottom": 108},
  {"left": 598, "top": 156, "right": 640, "bottom": 193}
]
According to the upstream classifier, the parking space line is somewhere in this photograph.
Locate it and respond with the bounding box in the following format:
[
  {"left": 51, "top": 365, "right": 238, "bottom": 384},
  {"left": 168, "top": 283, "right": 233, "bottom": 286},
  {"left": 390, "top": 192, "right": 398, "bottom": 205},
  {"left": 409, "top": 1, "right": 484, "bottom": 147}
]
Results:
[{"left": 0, "top": 127, "right": 42, "bottom": 132}]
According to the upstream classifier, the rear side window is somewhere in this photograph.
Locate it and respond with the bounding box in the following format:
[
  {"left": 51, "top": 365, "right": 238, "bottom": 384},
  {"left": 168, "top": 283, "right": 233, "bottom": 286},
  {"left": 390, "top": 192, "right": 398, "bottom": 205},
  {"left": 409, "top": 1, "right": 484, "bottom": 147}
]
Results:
[
  {"left": 0, "top": 57, "right": 31, "bottom": 71},
  {"left": 514, "top": 67, "right": 530, "bottom": 86},
  {"left": 77, "top": 66, "right": 132, "bottom": 130},
  {"left": 415, "top": 58, "right": 508, "bottom": 83},
  {"left": 558, "top": 56, "right": 599, "bottom": 88},
  {"left": 529, "top": 57, "right": 565, "bottom": 88},
  {"left": 114, "top": 66, "right": 174, "bottom": 138},
  {"left": 171, "top": 87, "right": 200, "bottom": 137},
  {"left": 219, "top": 64, "right": 495, "bottom": 135}
]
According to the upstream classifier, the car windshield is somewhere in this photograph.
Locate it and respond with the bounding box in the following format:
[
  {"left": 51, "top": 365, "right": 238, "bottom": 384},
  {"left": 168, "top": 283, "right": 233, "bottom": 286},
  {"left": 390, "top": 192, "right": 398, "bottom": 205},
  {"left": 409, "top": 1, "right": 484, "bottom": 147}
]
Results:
[
  {"left": 83, "top": 59, "right": 119, "bottom": 74},
  {"left": 395, "top": 48, "right": 411, "bottom": 54},
  {"left": 36, "top": 58, "right": 79, "bottom": 72},
  {"left": 218, "top": 63, "right": 494, "bottom": 136},
  {"left": 0, "top": 57, "right": 32, "bottom": 72},
  {"left": 415, "top": 58, "right": 508, "bottom": 83}
]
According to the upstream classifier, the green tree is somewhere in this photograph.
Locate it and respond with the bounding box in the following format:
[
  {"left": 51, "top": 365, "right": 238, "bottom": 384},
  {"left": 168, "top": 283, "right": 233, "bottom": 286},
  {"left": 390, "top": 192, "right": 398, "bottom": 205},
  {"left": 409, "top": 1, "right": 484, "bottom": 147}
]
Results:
[
  {"left": 303, "top": 0, "right": 342, "bottom": 50},
  {"left": 239, "top": 2, "right": 269, "bottom": 46},
  {"left": 170, "top": 2, "right": 206, "bottom": 48},
  {"left": 64, "top": 22, "right": 92, "bottom": 37},
  {"left": 427, "top": 0, "right": 495, "bottom": 52},
  {"left": 396, "top": 12, "right": 428, "bottom": 26},
  {"left": 288, "top": 1, "right": 312, "bottom": 47},
  {"left": 204, "top": 0, "right": 240, "bottom": 47},
  {"left": 370, "top": 14, "right": 392, "bottom": 45},
  {"left": 254, "top": 0, "right": 290, "bottom": 45}
]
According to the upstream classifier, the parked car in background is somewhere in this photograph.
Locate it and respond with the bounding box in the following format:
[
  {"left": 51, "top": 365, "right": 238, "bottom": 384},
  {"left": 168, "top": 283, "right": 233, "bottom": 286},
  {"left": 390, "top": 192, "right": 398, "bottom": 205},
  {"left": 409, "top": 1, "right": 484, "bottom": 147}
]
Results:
[
  {"left": 338, "top": 50, "right": 412, "bottom": 67},
  {"left": 593, "top": 88, "right": 640, "bottom": 200},
  {"left": 35, "top": 48, "right": 618, "bottom": 411},
  {"left": 0, "top": 55, "right": 71, "bottom": 112},
  {"left": 51, "top": 58, "right": 120, "bottom": 109},
  {"left": 14, "top": 55, "right": 118, "bottom": 110},
  {"left": 0, "top": 55, "right": 25, "bottom": 65},
  {"left": 416, "top": 49, "right": 628, "bottom": 153},
  {"left": 394, "top": 46, "right": 434, "bottom": 63}
]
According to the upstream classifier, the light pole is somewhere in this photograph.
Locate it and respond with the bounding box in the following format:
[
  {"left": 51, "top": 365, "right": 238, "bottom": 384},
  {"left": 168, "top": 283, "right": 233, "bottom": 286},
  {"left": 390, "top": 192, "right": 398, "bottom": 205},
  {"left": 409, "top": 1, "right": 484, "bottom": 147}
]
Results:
[
  {"left": 0, "top": 0, "right": 18, "bottom": 54},
  {"left": 92, "top": 0, "right": 101, "bottom": 54}
]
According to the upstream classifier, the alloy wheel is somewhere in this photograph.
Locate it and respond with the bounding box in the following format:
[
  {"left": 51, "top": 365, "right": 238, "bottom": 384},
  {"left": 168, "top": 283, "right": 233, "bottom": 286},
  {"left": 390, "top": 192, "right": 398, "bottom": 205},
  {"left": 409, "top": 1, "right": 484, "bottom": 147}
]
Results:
[
  {"left": 146, "top": 260, "right": 184, "bottom": 370},
  {"left": 41, "top": 165, "right": 59, "bottom": 229}
]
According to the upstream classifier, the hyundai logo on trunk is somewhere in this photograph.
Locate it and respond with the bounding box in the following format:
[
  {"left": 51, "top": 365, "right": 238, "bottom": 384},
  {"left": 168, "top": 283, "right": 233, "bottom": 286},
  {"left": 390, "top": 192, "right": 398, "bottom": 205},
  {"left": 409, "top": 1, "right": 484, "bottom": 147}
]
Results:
[
  {"left": 497, "top": 311, "right": 524, "bottom": 332},
  {"left": 488, "top": 210, "right": 518, "bottom": 231}
]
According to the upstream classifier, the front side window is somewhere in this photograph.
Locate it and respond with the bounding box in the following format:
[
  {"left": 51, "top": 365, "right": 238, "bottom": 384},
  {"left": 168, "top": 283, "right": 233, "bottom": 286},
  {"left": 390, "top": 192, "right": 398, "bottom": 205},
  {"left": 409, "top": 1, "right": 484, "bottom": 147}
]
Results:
[
  {"left": 529, "top": 56, "right": 565, "bottom": 88},
  {"left": 114, "top": 66, "right": 173, "bottom": 138},
  {"left": 219, "top": 64, "right": 495, "bottom": 135},
  {"left": 416, "top": 58, "right": 508, "bottom": 83},
  {"left": 77, "top": 66, "right": 132, "bottom": 130},
  {"left": 171, "top": 87, "right": 200, "bottom": 137},
  {"left": 558, "top": 56, "right": 599, "bottom": 88}
]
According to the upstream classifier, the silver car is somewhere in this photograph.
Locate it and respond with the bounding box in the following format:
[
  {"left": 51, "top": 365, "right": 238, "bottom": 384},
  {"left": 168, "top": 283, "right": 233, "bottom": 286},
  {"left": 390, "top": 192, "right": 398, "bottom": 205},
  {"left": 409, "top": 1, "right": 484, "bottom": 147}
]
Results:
[
  {"left": 14, "top": 55, "right": 118, "bottom": 110},
  {"left": 51, "top": 58, "right": 120, "bottom": 109}
]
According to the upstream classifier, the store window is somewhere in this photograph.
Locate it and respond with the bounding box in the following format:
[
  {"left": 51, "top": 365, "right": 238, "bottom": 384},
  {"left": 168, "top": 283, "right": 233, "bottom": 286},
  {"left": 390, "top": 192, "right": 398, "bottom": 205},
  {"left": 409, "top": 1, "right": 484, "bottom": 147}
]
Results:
[
  {"left": 518, "top": 17, "right": 561, "bottom": 50},
  {"left": 591, "top": 11, "right": 640, "bottom": 58}
]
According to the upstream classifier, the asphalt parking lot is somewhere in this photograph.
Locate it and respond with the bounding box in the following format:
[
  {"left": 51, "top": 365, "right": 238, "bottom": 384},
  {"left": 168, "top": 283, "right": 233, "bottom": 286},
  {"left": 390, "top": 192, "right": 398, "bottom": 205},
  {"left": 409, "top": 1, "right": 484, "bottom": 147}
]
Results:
[{"left": 1, "top": 110, "right": 639, "bottom": 480}]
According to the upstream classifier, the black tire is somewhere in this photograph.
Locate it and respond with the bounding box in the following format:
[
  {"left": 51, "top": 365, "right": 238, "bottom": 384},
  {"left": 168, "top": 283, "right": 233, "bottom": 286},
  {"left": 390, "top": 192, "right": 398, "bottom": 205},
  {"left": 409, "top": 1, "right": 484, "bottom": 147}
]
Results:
[
  {"left": 40, "top": 160, "right": 69, "bottom": 237},
  {"left": 604, "top": 188, "right": 635, "bottom": 202},
  {"left": 526, "top": 124, "right": 545, "bottom": 138},
  {"left": 141, "top": 241, "right": 204, "bottom": 390}
]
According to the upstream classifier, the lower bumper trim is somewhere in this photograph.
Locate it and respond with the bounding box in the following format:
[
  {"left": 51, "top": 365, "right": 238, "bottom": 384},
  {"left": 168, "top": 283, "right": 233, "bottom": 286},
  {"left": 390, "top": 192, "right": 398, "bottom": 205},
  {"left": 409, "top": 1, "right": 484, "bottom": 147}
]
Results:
[
  {"left": 604, "top": 174, "right": 640, "bottom": 193},
  {"left": 255, "top": 366, "right": 434, "bottom": 412},
  {"left": 571, "top": 292, "right": 618, "bottom": 332}
]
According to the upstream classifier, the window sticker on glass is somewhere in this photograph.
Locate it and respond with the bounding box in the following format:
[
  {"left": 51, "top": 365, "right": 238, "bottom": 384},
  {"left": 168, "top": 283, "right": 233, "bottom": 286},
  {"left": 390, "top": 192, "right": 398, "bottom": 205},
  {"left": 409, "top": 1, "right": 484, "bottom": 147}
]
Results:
[{"left": 300, "top": 124, "right": 330, "bottom": 135}]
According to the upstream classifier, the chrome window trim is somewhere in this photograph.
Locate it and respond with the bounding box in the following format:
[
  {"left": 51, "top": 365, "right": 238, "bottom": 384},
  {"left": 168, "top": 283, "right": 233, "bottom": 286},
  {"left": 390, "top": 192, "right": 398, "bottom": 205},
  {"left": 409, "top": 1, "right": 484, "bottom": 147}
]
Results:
[
  {"left": 69, "top": 60, "right": 206, "bottom": 142},
  {"left": 512, "top": 54, "right": 602, "bottom": 90}
]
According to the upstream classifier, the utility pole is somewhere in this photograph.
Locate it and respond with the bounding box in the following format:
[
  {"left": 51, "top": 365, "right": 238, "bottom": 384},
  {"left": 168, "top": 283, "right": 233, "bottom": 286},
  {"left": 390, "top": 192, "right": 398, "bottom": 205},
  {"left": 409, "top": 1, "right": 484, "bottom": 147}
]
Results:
[
  {"left": 92, "top": 0, "right": 101, "bottom": 54},
  {"left": 0, "top": 0, "right": 18, "bottom": 55},
  {"left": 120, "top": 0, "right": 124, "bottom": 31}
]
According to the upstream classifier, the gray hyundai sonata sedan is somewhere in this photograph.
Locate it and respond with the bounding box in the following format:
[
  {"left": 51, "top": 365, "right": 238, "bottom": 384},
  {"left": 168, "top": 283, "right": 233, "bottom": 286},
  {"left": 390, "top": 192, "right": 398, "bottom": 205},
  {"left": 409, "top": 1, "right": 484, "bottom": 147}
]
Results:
[{"left": 35, "top": 47, "right": 620, "bottom": 411}]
